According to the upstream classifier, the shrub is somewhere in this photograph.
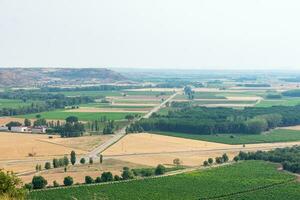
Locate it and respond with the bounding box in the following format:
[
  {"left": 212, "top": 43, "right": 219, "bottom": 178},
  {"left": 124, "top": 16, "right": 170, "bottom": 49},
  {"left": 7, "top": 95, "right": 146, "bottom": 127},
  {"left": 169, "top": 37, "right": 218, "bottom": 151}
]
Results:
[
  {"left": 53, "top": 181, "right": 60, "bottom": 187},
  {"left": 85, "top": 176, "right": 94, "bottom": 184},
  {"left": 44, "top": 162, "right": 51, "bottom": 170},
  {"left": 89, "top": 157, "right": 93, "bottom": 164},
  {"left": 80, "top": 158, "right": 86, "bottom": 164},
  {"left": 114, "top": 175, "right": 121, "bottom": 181},
  {"left": 203, "top": 161, "right": 209, "bottom": 166},
  {"left": 63, "top": 176, "right": 73, "bottom": 186},
  {"left": 121, "top": 169, "right": 134, "bottom": 180},
  {"left": 155, "top": 164, "right": 166, "bottom": 175},
  {"left": 95, "top": 177, "right": 102, "bottom": 183},
  {"left": 32, "top": 176, "right": 48, "bottom": 189},
  {"left": 222, "top": 153, "right": 229, "bottom": 162},
  {"left": 208, "top": 158, "right": 213, "bottom": 165},
  {"left": 215, "top": 157, "right": 224, "bottom": 164},
  {"left": 101, "top": 172, "right": 113, "bottom": 182}
]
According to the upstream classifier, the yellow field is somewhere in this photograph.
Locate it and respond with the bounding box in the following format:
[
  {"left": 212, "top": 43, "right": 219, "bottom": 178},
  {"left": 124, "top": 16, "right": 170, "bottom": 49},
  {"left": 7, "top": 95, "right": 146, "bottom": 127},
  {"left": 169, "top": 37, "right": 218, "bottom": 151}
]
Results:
[{"left": 103, "top": 133, "right": 300, "bottom": 167}]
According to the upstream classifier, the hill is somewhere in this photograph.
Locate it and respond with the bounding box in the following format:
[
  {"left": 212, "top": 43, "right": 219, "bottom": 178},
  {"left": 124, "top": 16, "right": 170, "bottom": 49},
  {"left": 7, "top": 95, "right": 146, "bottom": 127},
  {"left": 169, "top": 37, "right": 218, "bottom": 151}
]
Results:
[{"left": 0, "top": 68, "right": 125, "bottom": 87}]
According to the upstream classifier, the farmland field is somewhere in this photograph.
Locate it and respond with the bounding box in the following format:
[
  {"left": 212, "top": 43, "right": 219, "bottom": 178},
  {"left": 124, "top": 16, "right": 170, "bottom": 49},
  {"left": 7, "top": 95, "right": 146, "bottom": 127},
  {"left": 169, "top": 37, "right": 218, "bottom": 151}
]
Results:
[
  {"left": 17, "top": 110, "right": 142, "bottom": 121},
  {"left": 256, "top": 98, "right": 300, "bottom": 107},
  {"left": 28, "top": 161, "right": 300, "bottom": 200},
  {"left": 153, "top": 129, "right": 300, "bottom": 144},
  {"left": 0, "top": 99, "right": 40, "bottom": 108}
]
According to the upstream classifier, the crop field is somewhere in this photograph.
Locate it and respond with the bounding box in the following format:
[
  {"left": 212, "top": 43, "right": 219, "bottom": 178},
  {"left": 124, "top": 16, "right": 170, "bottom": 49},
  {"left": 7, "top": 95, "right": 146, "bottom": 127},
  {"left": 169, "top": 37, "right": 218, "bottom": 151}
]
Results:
[
  {"left": 256, "top": 98, "right": 300, "bottom": 107},
  {"left": 153, "top": 129, "right": 300, "bottom": 144},
  {"left": 0, "top": 99, "right": 40, "bottom": 109},
  {"left": 17, "top": 110, "right": 142, "bottom": 121},
  {"left": 80, "top": 103, "right": 154, "bottom": 108},
  {"left": 28, "top": 161, "right": 300, "bottom": 200}
]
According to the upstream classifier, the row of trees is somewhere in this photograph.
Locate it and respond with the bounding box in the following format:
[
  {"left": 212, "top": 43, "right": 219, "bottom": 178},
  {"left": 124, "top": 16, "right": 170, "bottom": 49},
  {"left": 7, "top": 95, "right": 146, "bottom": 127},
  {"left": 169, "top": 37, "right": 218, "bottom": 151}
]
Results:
[
  {"left": 28, "top": 164, "right": 166, "bottom": 190},
  {"left": 234, "top": 146, "right": 300, "bottom": 173}
]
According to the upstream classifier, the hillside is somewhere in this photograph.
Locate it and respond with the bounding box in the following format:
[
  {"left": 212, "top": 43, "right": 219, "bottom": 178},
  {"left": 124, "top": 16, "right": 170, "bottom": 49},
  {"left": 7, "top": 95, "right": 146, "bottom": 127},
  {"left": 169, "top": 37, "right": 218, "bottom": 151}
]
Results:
[{"left": 0, "top": 68, "right": 126, "bottom": 87}]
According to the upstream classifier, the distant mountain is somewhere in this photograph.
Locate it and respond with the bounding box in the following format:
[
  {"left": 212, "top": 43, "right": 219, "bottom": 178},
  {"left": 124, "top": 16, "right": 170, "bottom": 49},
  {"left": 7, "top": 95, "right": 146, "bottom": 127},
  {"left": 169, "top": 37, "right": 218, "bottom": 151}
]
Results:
[{"left": 0, "top": 68, "right": 126, "bottom": 87}]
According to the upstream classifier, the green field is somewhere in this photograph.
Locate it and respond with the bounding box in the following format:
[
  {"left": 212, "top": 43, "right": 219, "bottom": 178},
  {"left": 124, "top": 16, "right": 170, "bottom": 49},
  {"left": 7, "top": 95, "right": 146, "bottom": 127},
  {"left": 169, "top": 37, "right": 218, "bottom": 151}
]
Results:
[
  {"left": 17, "top": 110, "right": 142, "bottom": 121},
  {"left": 256, "top": 98, "right": 300, "bottom": 107},
  {"left": 152, "top": 129, "right": 300, "bottom": 144},
  {"left": 0, "top": 99, "right": 40, "bottom": 109},
  {"left": 193, "top": 100, "right": 257, "bottom": 105},
  {"left": 28, "top": 161, "right": 300, "bottom": 200},
  {"left": 80, "top": 103, "right": 154, "bottom": 108}
]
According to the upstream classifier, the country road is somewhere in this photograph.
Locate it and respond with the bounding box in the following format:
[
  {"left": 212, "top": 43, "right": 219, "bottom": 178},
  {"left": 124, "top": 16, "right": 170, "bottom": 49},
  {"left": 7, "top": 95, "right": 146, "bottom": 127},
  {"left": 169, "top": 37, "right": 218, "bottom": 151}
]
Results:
[{"left": 86, "top": 91, "right": 180, "bottom": 159}]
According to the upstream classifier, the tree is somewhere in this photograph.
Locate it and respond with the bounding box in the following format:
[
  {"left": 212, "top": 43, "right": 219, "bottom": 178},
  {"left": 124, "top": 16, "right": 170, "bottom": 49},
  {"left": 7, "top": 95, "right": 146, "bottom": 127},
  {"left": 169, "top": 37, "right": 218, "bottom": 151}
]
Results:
[
  {"left": 121, "top": 168, "right": 133, "bottom": 180},
  {"left": 101, "top": 172, "right": 113, "bottom": 182},
  {"left": 0, "top": 169, "right": 26, "bottom": 199},
  {"left": 53, "top": 158, "right": 59, "bottom": 168},
  {"left": 66, "top": 116, "right": 79, "bottom": 124},
  {"left": 34, "top": 118, "right": 47, "bottom": 126},
  {"left": 95, "top": 177, "right": 102, "bottom": 183},
  {"left": 173, "top": 158, "right": 181, "bottom": 166},
  {"left": 85, "top": 176, "right": 94, "bottom": 184},
  {"left": 80, "top": 158, "right": 86, "bottom": 164},
  {"left": 222, "top": 153, "right": 229, "bottom": 163},
  {"left": 44, "top": 162, "right": 51, "bottom": 170},
  {"left": 233, "top": 156, "right": 240, "bottom": 162},
  {"left": 70, "top": 151, "right": 76, "bottom": 165},
  {"left": 125, "top": 114, "right": 135, "bottom": 121},
  {"left": 155, "top": 164, "right": 166, "bottom": 175},
  {"left": 89, "top": 157, "right": 93, "bottom": 164},
  {"left": 63, "top": 156, "right": 69, "bottom": 166},
  {"left": 114, "top": 175, "right": 121, "bottom": 181},
  {"left": 208, "top": 158, "right": 213, "bottom": 165},
  {"left": 32, "top": 176, "right": 47, "bottom": 189},
  {"left": 24, "top": 118, "right": 31, "bottom": 126},
  {"left": 215, "top": 157, "right": 224, "bottom": 164},
  {"left": 36, "top": 114, "right": 41, "bottom": 119},
  {"left": 203, "top": 160, "right": 209, "bottom": 166},
  {"left": 100, "top": 154, "right": 103, "bottom": 164},
  {"left": 6, "top": 121, "right": 22, "bottom": 130},
  {"left": 63, "top": 176, "right": 73, "bottom": 186}
]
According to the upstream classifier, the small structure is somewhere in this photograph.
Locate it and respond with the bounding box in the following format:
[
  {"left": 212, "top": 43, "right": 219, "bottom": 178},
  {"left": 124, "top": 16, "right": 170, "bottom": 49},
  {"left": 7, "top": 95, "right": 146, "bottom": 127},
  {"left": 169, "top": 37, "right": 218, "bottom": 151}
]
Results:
[
  {"left": 31, "top": 126, "right": 47, "bottom": 134},
  {"left": 11, "top": 126, "right": 28, "bottom": 132},
  {"left": 0, "top": 126, "right": 8, "bottom": 131}
]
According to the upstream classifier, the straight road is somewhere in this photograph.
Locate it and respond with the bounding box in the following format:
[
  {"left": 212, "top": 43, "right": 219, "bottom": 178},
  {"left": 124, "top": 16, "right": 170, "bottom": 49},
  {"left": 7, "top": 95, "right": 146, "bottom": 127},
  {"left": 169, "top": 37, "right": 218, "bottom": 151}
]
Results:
[{"left": 86, "top": 91, "right": 180, "bottom": 159}]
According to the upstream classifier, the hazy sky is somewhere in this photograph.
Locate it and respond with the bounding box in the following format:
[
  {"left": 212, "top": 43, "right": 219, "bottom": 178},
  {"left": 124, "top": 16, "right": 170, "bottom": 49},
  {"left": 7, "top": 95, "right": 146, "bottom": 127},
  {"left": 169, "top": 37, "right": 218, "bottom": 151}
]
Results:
[{"left": 1, "top": 0, "right": 300, "bottom": 69}]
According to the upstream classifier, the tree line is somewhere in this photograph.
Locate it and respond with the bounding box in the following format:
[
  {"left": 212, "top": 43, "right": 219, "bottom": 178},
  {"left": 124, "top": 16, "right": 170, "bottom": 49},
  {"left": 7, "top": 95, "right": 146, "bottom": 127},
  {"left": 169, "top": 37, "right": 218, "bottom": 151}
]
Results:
[{"left": 127, "top": 105, "right": 300, "bottom": 135}]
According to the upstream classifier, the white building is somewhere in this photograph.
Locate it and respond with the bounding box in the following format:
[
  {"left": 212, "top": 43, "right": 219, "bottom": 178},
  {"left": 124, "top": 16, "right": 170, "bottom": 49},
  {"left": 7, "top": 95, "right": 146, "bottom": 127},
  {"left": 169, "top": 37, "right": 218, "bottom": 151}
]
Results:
[
  {"left": 31, "top": 127, "right": 47, "bottom": 134},
  {"left": 11, "top": 126, "right": 28, "bottom": 132},
  {"left": 0, "top": 126, "right": 8, "bottom": 131}
]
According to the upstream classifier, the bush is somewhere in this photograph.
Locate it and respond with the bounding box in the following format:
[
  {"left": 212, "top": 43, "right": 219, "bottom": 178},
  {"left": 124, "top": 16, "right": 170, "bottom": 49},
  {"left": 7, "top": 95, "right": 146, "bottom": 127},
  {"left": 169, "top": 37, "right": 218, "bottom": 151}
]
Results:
[
  {"left": 215, "top": 157, "right": 224, "bottom": 164},
  {"left": 208, "top": 158, "right": 213, "bottom": 165},
  {"left": 222, "top": 153, "right": 229, "bottom": 162},
  {"left": 121, "top": 169, "right": 134, "bottom": 180},
  {"left": 203, "top": 160, "right": 209, "bottom": 166},
  {"left": 32, "top": 176, "right": 48, "bottom": 189},
  {"left": 155, "top": 164, "right": 166, "bottom": 175},
  {"left": 89, "top": 157, "right": 93, "bottom": 164},
  {"left": 80, "top": 158, "right": 86, "bottom": 164},
  {"left": 24, "top": 183, "right": 33, "bottom": 191},
  {"left": 114, "top": 175, "right": 121, "bottom": 181},
  {"left": 140, "top": 169, "right": 153, "bottom": 177},
  {"left": 95, "top": 177, "right": 102, "bottom": 183},
  {"left": 101, "top": 172, "right": 113, "bottom": 182},
  {"left": 233, "top": 156, "right": 240, "bottom": 162},
  {"left": 44, "top": 162, "right": 51, "bottom": 170},
  {"left": 85, "top": 176, "right": 94, "bottom": 184},
  {"left": 63, "top": 176, "right": 73, "bottom": 186}
]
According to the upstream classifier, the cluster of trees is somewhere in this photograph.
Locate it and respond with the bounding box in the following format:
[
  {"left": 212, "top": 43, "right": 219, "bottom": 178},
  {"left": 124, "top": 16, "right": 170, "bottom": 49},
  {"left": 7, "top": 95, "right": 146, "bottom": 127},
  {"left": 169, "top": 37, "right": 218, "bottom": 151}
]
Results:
[
  {"left": 236, "top": 83, "right": 271, "bottom": 87},
  {"left": 234, "top": 146, "right": 300, "bottom": 174},
  {"left": 0, "top": 90, "right": 94, "bottom": 117},
  {"left": 125, "top": 123, "right": 144, "bottom": 133},
  {"left": 203, "top": 154, "right": 229, "bottom": 166},
  {"left": 130, "top": 105, "right": 300, "bottom": 135},
  {"left": 103, "top": 120, "right": 115, "bottom": 134},
  {"left": 49, "top": 116, "right": 85, "bottom": 137},
  {"left": 184, "top": 86, "right": 194, "bottom": 100}
]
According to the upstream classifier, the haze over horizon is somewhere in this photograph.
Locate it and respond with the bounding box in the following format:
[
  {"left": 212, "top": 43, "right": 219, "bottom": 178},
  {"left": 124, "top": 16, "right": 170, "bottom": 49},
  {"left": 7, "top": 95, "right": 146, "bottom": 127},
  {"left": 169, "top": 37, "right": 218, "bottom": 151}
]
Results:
[{"left": 1, "top": 0, "right": 300, "bottom": 70}]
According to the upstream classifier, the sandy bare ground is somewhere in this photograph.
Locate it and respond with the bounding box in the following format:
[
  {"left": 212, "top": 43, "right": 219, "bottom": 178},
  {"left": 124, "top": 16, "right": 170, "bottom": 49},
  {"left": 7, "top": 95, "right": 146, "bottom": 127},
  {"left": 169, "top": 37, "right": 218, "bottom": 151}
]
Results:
[
  {"left": 0, "top": 133, "right": 111, "bottom": 173},
  {"left": 226, "top": 96, "right": 263, "bottom": 101},
  {"left": 64, "top": 107, "right": 149, "bottom": 113},
  {"left": 19, "top": 159, "right": 147, "bottom": 185},
  {"left": 102, "top": 133, "right": 300, "bottom": 167},
  {"left": 280, "top": 125, "right": 300, "bottom": 131}
]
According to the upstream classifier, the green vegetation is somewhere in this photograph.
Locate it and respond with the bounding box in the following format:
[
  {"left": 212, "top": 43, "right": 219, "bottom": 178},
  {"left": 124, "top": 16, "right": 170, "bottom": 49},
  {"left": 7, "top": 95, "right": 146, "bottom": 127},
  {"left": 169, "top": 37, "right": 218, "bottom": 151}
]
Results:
[
  {"left": 256, "top": 98, "right": 300, "bottom": 107},
  {"left": 153, "top": 129, "right": 300, "bottom": 144},
  {"left": 17, "top": 110, "right": 141, "bottom": 121},
  {"left": 28, "top": 161, "right": 300, "bottom": 200},
  {"left": 0, "top": 99, "right": 40, "bottom": 109}
]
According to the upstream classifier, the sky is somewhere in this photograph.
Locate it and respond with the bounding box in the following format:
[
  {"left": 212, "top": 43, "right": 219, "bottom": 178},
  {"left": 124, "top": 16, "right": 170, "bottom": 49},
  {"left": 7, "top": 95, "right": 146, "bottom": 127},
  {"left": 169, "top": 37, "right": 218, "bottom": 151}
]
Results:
[{"left": 0, "top": 0, "right": 300, "bottom": 70}]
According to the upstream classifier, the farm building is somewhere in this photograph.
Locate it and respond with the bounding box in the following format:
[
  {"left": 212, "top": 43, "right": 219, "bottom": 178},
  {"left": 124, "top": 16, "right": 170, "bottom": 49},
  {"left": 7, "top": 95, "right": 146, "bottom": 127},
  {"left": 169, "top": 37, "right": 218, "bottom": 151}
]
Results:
[
  {"left": 11, "top": 126, "right": 28, "bottom": 132},
  {"left": 31, "top": 126, "right": 47, "bottom": 134},
  {"left": 0, "top": 126, "right": 8, "bottom": 131}
]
